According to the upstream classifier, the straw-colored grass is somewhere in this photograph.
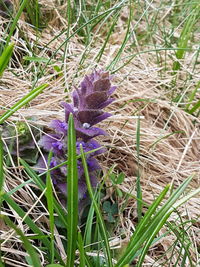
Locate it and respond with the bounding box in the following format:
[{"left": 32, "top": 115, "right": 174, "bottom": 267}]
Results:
[{"left": 0, "top": 0, "right": 200, "bottom": 266}]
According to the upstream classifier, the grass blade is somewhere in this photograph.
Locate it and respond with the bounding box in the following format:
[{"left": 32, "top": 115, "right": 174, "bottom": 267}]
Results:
[
  {"left": 1, "top": 215, "right": 42, "bottom": 267},
  {"left": 0, "top": 134, "right": 5, "bottom": 266},
  {"left": 66, "top": 114, "right": 78, "bottom": 267},
  {"left": 5, "top": 0, "right": 29, "bottom": 47},
  {"left": 20, "top": 158, "right": 68, "bottom": 229},
  {"left": 80, "top": 145, "right": 113, "bottom": 267},
  {"left": 0, "top": 43, "right": 14, "bottom": 77},
  {"left": 0, "top": 84, "right": 48, "bottom": 124},
  {"left": 136, "top": 117, "right": 142, "bottom": 222},
  {"left": 0, "top": 135, "right": 4, "bottom": 193},
  {"left": 116, "top": 175, "right": 195, "bottom": 267},
  {"left": 46, "top": 151, "right": 55, "bottom": 263},
  {"left": 77, "top": 231, "right": 86, "bottom": 267},
  {"left": 2, "top": 193, "right": 63, "bottom": 263}
]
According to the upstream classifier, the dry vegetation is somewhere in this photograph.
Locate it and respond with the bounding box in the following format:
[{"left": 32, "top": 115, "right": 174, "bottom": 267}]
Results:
[{"left": 0, "top": 0, "right": 200, "bottom": 266}]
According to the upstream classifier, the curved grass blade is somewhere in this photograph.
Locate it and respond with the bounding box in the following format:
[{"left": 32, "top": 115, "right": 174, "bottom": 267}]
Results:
[
  {"left": 116, "top": 175, "right": 195, "bottom": 267},
  {"left": 77, "top": 231, "right": 86, "bottom": 267},
  {"left": 0, "top": 84, "right": 48, "bottom": 124},
  {"left": 1, "top": 215, "right": 42, "bottom": 267},
  {"left": 0, "top": 135, "right": 5, "bottom": 266},
  {"left": 19, "top": 158, "right": 68, "bottom": 229},
  {"left": 66, "top": 114, "right": 78, "bottom": 267},
  {"left": 5, "top": 0, "right": 29, "bottom": 47},
  {"left": 80, "top": 145, "right": 113, "bottom": 267},
  {"left": 2, "top": 192, "right": 64, "bottom": 264},
  {"left": 46, "top": 151, "right": 55, "bottom": 263},
  {"left": 0, "top": 43, "right": 14, "bottom": 77}
]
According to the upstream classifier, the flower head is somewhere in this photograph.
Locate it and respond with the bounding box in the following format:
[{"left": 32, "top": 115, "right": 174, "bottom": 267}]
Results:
[{"left": 36, "top": 70, "right": 116, "bottom": 201}]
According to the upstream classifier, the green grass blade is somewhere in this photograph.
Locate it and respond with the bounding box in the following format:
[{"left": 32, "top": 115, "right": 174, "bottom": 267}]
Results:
[
  {"left": 2, "top": 193, "right": 63, "bottom": 263},
  {"left": 0, "top": 135, "right": 4, "bottom": 192},
  {"left": 46, "top": 151, "right": 55, "bottom": 263},
  {"left": 83, "top": 201, "right": 95, "bottom": 252},
  {"left": 0, "top": 84, "right": 48, "bottom": 124},
  {"left": 66, "top": 114, "right": 78, "bottom": 267},
  {"left": 5, "top": 0, "right": 29, "bottom": 47},
  {"left": 80, "top": 145, "right": 113, "bottom": 267},
  {"left": 19, "top": 158, "right": 68, "bottom": 229},
  {"left": 116, "top": 175, "right": 194, "bottom": 267},
  {"left": 125, "top": 185, "right": 170, "bottom": 253},
  {"left": 136, "top": 117, "right": 142, "bottom": 222},
  {"left": 107, "top": 0, "right": 132, "bottom": 70},
  {"left": 77, "top": 231, "right": 86, "bottom": 267},
  {"left": 1, "top": 215, "right": 42, "bottom": 267},
  {"left": 0, "top": 43, "right": 14, "bottom": 77},
  {"left": 188, "top": 99, "right": 200, "bottom": 115},
  {"left": 0, "top": 134, "right": 5, "bottom": 266}
]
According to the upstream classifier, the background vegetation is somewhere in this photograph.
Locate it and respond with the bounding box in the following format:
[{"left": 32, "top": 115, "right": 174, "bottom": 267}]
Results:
[{"left": 0, "top": 0, "right": 200, "bottom": 266}]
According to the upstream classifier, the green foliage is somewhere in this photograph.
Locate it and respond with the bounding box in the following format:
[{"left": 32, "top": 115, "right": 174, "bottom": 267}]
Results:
[
  {"left": 102, "top": 201, "right": 118, "bottom": 223},
  {"left": 0, "top": 1, "right": 200, "bottom": 266},
  {"left": 0, "top": 43, "right": 14, "bottom": 77},
  {"left": 66, "top": 114, "right": 79, "bottom": 267}
]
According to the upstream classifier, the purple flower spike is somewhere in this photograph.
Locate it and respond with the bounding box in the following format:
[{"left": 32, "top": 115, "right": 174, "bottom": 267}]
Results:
[
  {"left": 36, "top": 69, "right": 116, "bottom": 203},
  {"left": 38, "top": 134, "right": 65, "bottom": 156}
]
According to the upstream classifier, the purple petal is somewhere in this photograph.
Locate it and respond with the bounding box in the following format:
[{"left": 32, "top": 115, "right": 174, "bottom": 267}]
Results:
[
  {"left": 77, "top": 109, "right": 102, "bottom": 124},
  {"left": 50, "top": 120, "right": 68, "bottom": 134},
  {"left": 80, "top": 75, "right": 93, "bottom": 94},
  {"left": 91, "top": 112, "right": 112, "bottom": 125},
  {"left": 108, "top": 85, "right": 117, "bottom": 95},
  {"left": 76, "top": 139, "right": 106, "bottom": 156},
  {"left": 38, "top": 134, "right": 64, "bottom": 155},
  {"left": 34, "top": 155, "right": 48, "bottom": 173},
  {"left": 78, "top": 179, "right": 87, "bottom": 199},
  {"left": 98, "top": 98, "right": 114, "bottom": 109},
  {"left": 87, "top": 157, "right": 101, "bottom": 172},
  {"left": 38, "top": 134, "right": 59, "bottom": 150},
  {"left": 72, "top": 90, "right": 79, "bottom": 108},
  {"left": 76, "top": 127, "right": 107, "bottom": 141},
  {"left": 61, "top": 102, "right": 75, "bottom": 122},
  {"left": 85, "top": 92, "right": 108, "bottom": 109},
  {"left": 93, "top": 78, "right": 111, "bottom": 92},
  {"left": 57, "top": 182, "right": 67, "bottom": 195}
]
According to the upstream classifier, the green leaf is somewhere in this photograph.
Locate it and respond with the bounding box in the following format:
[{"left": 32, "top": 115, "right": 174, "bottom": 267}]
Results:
[
  {"left": 66, "top": 114, "right": 79, "bottom": 267},
  {"left": 116, "top": 173, "right": 125, "bottom": 184},
  {"left": 23, "top": 56, "right": 53, "bottom": 63},
  {"left": 0, "top": 43, "right": 14, "bottom": 77},
  {"left": 46, "top": 151, "right": 55, "bottom": 263},
  {"left": 116, "top": 175, "right": 197, "bottom": 267},
  {"left": 103, "top": 201, "right": 111, "bottom": 213},
  {"left": 80, "top": 145, "right": 113, "bottom": 267},
  {"left": 46, "top": 265, "right": 64, "bottom": 267},
  {"left": 5, "top": 0, "right": 29, "bottom": 47},
  {"left": 19, "top": 158, "right": 68, "bottom": 230}
]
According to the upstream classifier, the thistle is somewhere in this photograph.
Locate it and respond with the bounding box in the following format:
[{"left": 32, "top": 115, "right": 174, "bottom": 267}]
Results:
[{"left": 36, "top": 70, "right": 116, "bottom": 201}]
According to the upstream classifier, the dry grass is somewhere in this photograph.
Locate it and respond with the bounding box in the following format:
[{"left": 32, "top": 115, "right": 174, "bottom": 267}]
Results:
[{"left": 0, "top": 1, "right": 200, "bottom": 266}]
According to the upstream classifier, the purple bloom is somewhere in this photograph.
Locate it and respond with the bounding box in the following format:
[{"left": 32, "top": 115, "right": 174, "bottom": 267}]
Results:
[
  {"left": 62, "top": 70, "right": 116, "bottom": 142},
  {"left": 38, "top": 134, "right": 65, "bottom": 156},
  {"left": 35, "top": 70, "right": 116, "bottom": 202}
]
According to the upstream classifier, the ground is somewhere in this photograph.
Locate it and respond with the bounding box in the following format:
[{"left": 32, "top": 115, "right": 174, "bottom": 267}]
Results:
[{"left": 0, "top": 1, "right": 200, "bottom": 266}]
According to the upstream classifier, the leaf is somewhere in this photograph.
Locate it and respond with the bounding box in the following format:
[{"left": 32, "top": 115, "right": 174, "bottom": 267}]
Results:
[
  {"left": 103, "top": 201, "right": 111, "bottom": 213},
  {"left": 110, "top": 203, "right": 118, "bottom": 215},
  {"left": 66, "top": 114, "right": 78, "bottom": 267},
  {"left": 0, "top": 43, "right": 14, "bottom": 77},
  {"left": 46, "top": 265, "right": 64, "bottom": 267},
  {"left": 116, "top": 172, "right": 125, "bottom": 184}
]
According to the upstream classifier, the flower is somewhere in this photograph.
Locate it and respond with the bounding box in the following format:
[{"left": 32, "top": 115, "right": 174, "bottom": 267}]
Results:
[{"left": 36, "top": 70, "right": 116, "bottom": 201}]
